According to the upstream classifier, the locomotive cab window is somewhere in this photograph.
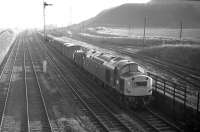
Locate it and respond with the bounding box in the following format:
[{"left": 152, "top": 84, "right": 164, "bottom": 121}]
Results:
[{"left": 135, "top": 81, "right": 147, "bottom": 87}]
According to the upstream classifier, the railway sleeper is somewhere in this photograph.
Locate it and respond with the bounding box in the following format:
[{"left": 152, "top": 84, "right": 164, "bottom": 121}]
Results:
[
  {"left": 158, "top": 127, "right": 175, "bottom": 131},
  {"left": 147, "top": 119, "right": 163, "bottom": 123},
  {"left": 154, "top": 123, "right": 170, "bottom": 127}
]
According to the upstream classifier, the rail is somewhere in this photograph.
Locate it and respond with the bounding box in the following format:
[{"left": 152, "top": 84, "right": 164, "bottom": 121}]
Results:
[
  {"left": 0, "top": 38, "right": 20, "bottom": 130},
  {"left": 42, "top": 41, "right": 138, "bottom": 132},
  {"left": 116, "top": 47, "right": 200, "bottom": 115},
  {"left": 27, "top": 44, "right": 53, "bottom": 132},
  {"left": 24, "top": 40, "right": 31, "bottom": 132}
]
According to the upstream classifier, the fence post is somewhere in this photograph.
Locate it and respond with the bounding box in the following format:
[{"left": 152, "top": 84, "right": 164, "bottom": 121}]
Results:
[
  {"left": 163, "top": 80, "right": 166, "bottom": 95},
  {"left": 184, "top": 86, "right": 187, "bottom": 121},
  {"left": 197, "top": 92, "right": 200, "bottom": 114},
  {"left": 173, "top": 84, "right": 176, "bottom": 119},
  {"left": 155, "top": 77, "right": 157, "bottom": 91}
]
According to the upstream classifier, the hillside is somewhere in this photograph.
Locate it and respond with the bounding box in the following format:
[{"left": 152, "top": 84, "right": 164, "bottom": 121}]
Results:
[{"left": 82, "top": 2, "right": 200, "bottom": 28}]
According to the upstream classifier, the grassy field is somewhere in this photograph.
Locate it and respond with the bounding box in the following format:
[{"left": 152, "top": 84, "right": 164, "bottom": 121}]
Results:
[
  {"left": 90, "top": 27, "right": 200, "bottom": 42},
  {"left": 137, "top": 45, "right": 200, "bottom": 71}
]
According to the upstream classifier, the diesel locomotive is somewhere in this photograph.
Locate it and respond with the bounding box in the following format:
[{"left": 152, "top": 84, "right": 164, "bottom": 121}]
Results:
[{"left": 48, "top": 37, "right": 153, "bottom": 107}]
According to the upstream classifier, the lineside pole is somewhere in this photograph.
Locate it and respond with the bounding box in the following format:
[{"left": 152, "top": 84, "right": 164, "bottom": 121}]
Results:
[
  {"left": 42, "top": 0, "right": 53, "bottom": 41},
  {"left": 42, "top": 1, "right": 52, "bottom": 73},
  {"left": 179, "top": 20, "right": 183, "bottom": 43},
  {"left": 143, "top": 16, "right": 147, "bottom": 47},
  {"left": 43, "top": 0, "right": 46, "bottom": 40}
]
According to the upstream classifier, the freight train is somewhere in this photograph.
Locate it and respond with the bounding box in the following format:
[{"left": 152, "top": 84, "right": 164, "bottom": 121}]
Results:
[{"left": 47, "top": 37, "right": 153, "bottom": 107}]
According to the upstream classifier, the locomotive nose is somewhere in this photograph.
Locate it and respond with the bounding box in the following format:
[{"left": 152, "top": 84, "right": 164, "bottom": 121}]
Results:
[
  {"left": 132, "top": 75, "right": 148, "bottom": 87},
  {"left": 130, "top": 75, "right": 153, "bottom": 96}
]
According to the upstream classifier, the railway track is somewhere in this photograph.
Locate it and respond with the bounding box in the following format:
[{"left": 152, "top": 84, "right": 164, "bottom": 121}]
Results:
[
  {"left": 59, "top": 34, "right": 200, "bottom": 90},
  {"left": 65, "top": 55, "right": 182, "bottom": 131},
  {"left": 36, "top": 35, "right": 143, "bottom": 132},
  {"left": 39, "top": 33, "right": 183, "bottom": 132},
  {"left": 0, "top": 34, "right": 53, "bottom": 131},
  {"left": 72, "top": 34, "right": 200, "bottom": 83},
  {"left": 25, "top": 42, "right": 53, "bottom": 131},
  {"left": 112, "top": 47, "right": 200, "bottom": 113},
  {"left": 54, "top": 47, "right": 181, "bottom": 131},
  {"left": 60, "top": 53, "right": 181, "bottom": 132},
  {"left": 0, "top": 37, "right": 20, "bottom": 131},
  {"left": 28, "top": 34, "right": 67, "bottom": 131},
  {"left": 130, "top": 107, "right": 182, "bottom": 132},
  {"left": 115, "top": 48, "right": 200, "bottom": 89},
  {"left": 45, "top": 34, "right": 184, "bottom": 132},
  {"left": 66, "top": 54, "right": 182, "bottom": 131},
  {"left": 31, "top": 35, "right": 94, "bottom": 131}
]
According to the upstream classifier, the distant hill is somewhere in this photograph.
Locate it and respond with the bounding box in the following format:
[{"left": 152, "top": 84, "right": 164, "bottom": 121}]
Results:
[{"left": 79, "top": 2, "right": 200, "bottom": 28}]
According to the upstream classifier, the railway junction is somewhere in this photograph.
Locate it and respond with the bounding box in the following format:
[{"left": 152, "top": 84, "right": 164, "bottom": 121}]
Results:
[{"left": 0, "top": 30, "right": 199, "bottom": 132}]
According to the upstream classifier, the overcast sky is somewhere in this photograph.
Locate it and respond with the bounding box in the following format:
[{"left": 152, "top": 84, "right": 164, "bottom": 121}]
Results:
[{"left": 0, "top": 0, "right": 151, "bottom": 29}]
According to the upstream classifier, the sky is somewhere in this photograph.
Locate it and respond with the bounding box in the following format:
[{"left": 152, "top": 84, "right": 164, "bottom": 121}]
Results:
[{"left": 0, "top": 0, "right": 151, "bottom": 29}]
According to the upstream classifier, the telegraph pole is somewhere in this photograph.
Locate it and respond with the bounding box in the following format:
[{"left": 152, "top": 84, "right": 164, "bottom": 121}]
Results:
[
  {"left": 43, "top": 0, "right": 53, "bottom": 40},
  {"left": 143, "top": 16, "right": 147, "bottom": 46},
  {"left": 179, "top": 20, "right": 183, "bottom": 41},
  {"left": 43, "top": 0, "right": 46, "bottom": 40},
  {"left": 42, "top": 0, "right": 52, "bottom": 73}
]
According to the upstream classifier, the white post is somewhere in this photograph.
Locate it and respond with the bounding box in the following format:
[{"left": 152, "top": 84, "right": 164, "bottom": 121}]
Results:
[{"left": 43, "top": 60, "right": 47, "bottom": 73}]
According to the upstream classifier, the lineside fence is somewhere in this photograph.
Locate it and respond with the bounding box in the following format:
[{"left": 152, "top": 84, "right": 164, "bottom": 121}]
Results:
[{"left": 147, "top": 72, "right": 200, "bottom": 116}]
